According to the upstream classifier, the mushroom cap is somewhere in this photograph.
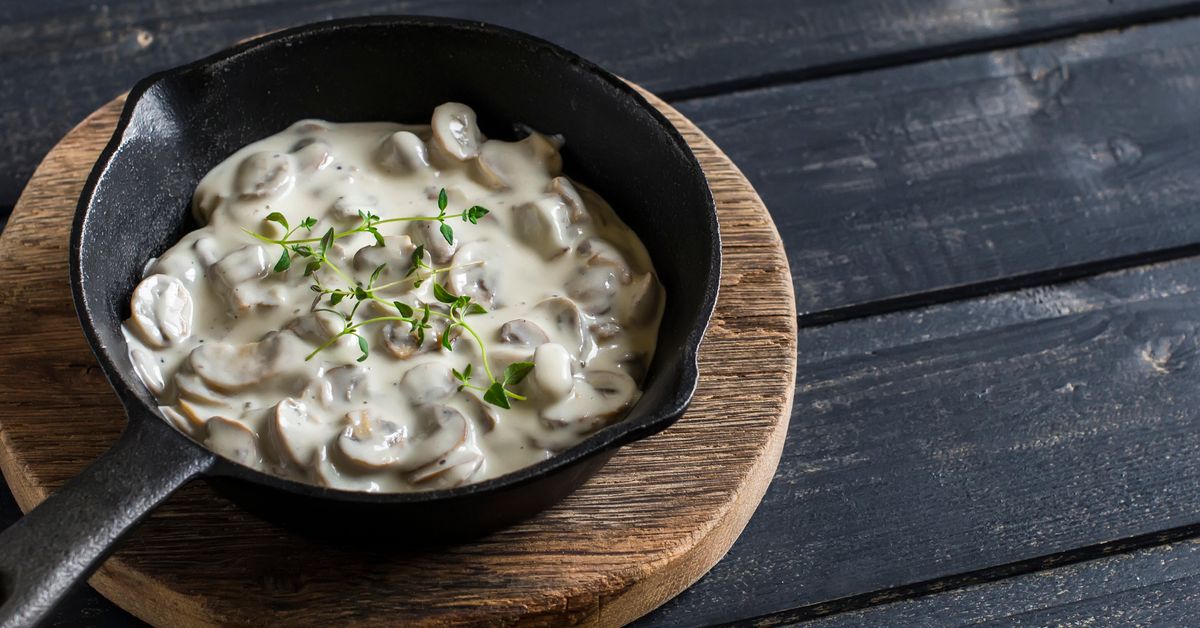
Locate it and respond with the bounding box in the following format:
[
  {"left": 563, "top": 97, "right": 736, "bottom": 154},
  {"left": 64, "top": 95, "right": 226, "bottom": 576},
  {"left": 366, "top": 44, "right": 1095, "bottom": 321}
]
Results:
[
  {"left": 187, "top": 331, "right": 308, "bottom": 394},
  {"left": 331, "top": 195, "right": 379, "bottom": 222},
  {"left": 446, "top": 241, "right": 500, "bottom": 307},
  {"left": 549, "top": 177, "right": 587, "bottom": 222},
  {"left": 205, "top": 415, "right": 262, "bottom": 467},
  {"left": 541, "top": 370, "right": 639, "bottom": 433},
  {"left": 285, "top": 310, "right": 344, "bottom": 345},
  {"left": 533, "top": 343, "right": 575, "bottom": 400},
  {"left": 430, "top": 102, "right": 485, "bottom": 161},
  {"left": 377, "top": 130, "right": 431, "bottom": 175},
  {"left": 191, "top": 181, "right": 225, "bottom": 223},
  {"left": 566, "top": 263, "right": 626, "bottom": 317},
  {"left": 474, "top": 131, "right": 564, "bottom": 189},
  {"left": 407, "top": 441, "right": 483, "bottom": 489},
  {"left": 129, "top": 274, "right": 193, "bottom": 348},
  {"left": 173, "top": 371, "right": 227, "bottom": 405},
  {"left": 234, "top": 151, "right": 295, "bottom": 200},
  {"left": 159, "top": 405, "right": 200, "bottom": 435},
  {"left": 576, "top": 238, "right": 633, "bottom": 284},
  {"left": 399, "top": 361, "right": 459, "bottom": 405},
  {"left": 210, "top": 244, "right": 284, "bottom": 314}
]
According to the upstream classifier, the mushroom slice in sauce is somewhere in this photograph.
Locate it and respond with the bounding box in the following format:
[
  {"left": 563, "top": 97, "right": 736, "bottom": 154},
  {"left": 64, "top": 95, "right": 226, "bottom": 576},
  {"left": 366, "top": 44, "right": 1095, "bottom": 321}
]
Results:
[
  {"left": 291, "top": 138, "right": 334, "bottom": 172},
  {"left": 407, "top": 440, "right": 483, "bottom": 489},
  {"left": 352, "top": 234, "right": 419, "bottom": 288},
  {"left": 576, "top": 237, "right": 633, "bottom": 284},
  {"left": 446, "top": 241, "right": 500, "bottom": 306},
  {"left": 234, "top": 151, "right": 295, "bottom": 200},
  {"left": 128, "top": 274, "right": 193, "bottom": 348},
  {"left": 331, "top": 195, "right": 379, "bottom": 222},
  {"left": 336, "top": 404, "right": 469, "bottom": 473},
  {"left": 431, "top": 102, "right": 484, "bottom": 161},
  {"left": 285, "top": 310, "right": 344, "bottom": 344},
  {"left": 209, "top": 244, "right": 282, "bottom": 313},
  {"left": 377, "top": 130, "right": 431, "bottom": 175},
  {"left": 399, "top": 362, "right": 458, "bottom": 406},
  {"left": 475, "top": 131, "right": 564, "bottom": 189},
  {"left": 302, "top": 364, "right": 371, "bottom": 409},
  {"left": 159, "top": 405, "right": 197, "bottom": 434},
  {"left": 533, "top": 343, "right": 575, "bottom": 400},
  {"left": 497, "top": 319, "right": 550, "bottom": 348},
  {"left": 205, "top": 416, "right": 262, "bottom": 466},
  {"left": 512, "top": 194, "right": 586, "bottom": 259},
  {"left": 566, "top": 262, "right": 626, "bottom": 316},
  {"left": 407, "top": 219, "right": 457, "bottom": 265},
  {"left": 267, "top": 398, "right": 325, "bottom": 468},
  {"left": 129, "top": 348, "right": 166, "bottom": 396},
  {"left": 187, "top": 332, "right": 307, "bottom": 394},
  {"left": 173, "top": 371, "right": 227, "bottom": 405},
  {"left": 541, "top": 370, "right": 639, "bottom": 432},
  {"left": 549, "top": 177, "right": 587, "bottom": 222},
  {"left": 534, "top": 297, "right": 588, "bottom": 358}
]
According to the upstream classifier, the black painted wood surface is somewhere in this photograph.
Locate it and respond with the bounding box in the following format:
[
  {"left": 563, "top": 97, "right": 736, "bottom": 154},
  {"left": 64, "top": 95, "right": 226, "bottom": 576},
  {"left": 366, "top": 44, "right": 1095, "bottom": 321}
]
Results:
[{"left": 8, "top": 1, "right": 1200, "bottom": 625}]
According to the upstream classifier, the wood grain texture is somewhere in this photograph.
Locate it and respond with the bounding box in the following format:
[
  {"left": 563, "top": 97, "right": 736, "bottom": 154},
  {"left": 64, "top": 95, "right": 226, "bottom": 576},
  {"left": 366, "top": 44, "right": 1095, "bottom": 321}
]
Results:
[
  {"left": 676, "top": 15, "right": 1200, "bottom": 321},
  {"left": 642, "top": 254, "right": 1200, "bottom": 625},
  {"left": 806, "top": 534, "right": 1200, "bottom": 627},
  {"left": 4, "top": 0, "right": 1200, "bottom": 213},
  {"left": 0, "top": 88, "right": 796, "bottom": 626}
]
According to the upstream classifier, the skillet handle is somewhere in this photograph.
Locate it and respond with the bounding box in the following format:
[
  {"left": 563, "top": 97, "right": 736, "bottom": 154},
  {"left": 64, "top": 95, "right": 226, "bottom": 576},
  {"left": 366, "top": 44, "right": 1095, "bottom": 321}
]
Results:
[{"left": 0, "top": 412, "right": 213, "bottom": 627}]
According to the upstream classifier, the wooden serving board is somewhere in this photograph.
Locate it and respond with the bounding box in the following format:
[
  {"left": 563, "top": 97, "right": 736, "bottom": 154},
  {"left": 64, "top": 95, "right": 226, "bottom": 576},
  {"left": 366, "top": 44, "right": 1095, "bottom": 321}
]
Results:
[{"left": 0, "top": 87, "right": 796, "bottom": 626}]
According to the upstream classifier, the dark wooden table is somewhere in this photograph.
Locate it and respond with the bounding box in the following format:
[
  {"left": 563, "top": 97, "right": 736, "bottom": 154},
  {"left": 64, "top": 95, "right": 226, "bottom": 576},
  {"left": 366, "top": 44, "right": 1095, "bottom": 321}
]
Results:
[{"left": 7, "top": 1, "right": 1200, "bottom": 625}]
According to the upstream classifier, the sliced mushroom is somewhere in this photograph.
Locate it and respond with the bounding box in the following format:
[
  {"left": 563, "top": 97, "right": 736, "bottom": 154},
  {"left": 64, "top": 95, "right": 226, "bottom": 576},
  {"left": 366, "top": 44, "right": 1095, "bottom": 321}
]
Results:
[
  {"left": 192, "top": 236, "right": 222, "bottom": 267},
  {"left": 352, "top": 234, "right": 419, "bottom": 287},
  {"left": 549, "top": 177, "right": 587, "bottom": 222},
  {"left": 128, "top": 274, "right": 193, "bottom": 348},
  {"left": 566, "top": 263, "right": 625, "bottom": 316},
  {"left": 266, "top": 398, "right": 325, "bottom": 468},
  {"left": 205, "top": 416, "right": 262, "bottom": 466},
  {"left": 312, "top": 445, "right": 379, "bottom": 491},
  {"left": 192, "top": 180, "right": 225, "bottom": 222},
  {"left": 461, "top": 395, "right": 499, "bottom": 433},
  {"left": 497, "top": 319, "right": 550, "bottom": 348},
  {"left": 377, "top": 130, "right": 431, "bottom": 175},
  {"left": 175, "top": 398, "right": 212, "bottom": 430},
  {"left": 430, "top": 102, "right": 484, "bottom": 161},
  {"left": 173, "top": 371, "right": 226, "bottom": 405},
  {"left": 336, "top": 404, "right": 467, "bottom": 472},
  {"left": 209, "top": 244, "right": 283, "bottom": 313},
  {"left": 446, "top": 241, "right": 499, "bottom": 307},
  {"left": 575, "top": 238, "right": 633, "bottom": 284},
  {"left": 474, "top": 131, "right": 563, "bottom": 189},
  {"left": 512, "top": 195, "right": 584, "bottom": 259},
  {"left": 533, "top": 343, "right": 574, "bottom": 400},
  {"left": 615, "top": 352, "right": 649, "bottom": 384},
  {"left": 187, "top": 331, "right": 307, "bottom": 394},
  {"left": 129, "top": 347, "right": 165, "bottom": 396},
  {"left": 535, "top": 297, "right": 587, "bottom": 357},
  {"left": 291, "top": 138, "right": 334, "bottom": 172},
  {"left": 234, "top": 151, "right": 295, "bottom": 200},
  {"left": 590, "top": 321, "right": 622, "bottom": 343},
  {"left": 619, "top": 272, "right": 662, "bottom": 325},
  {"left": 541, "top": 370, "right": 639, "bottom": 432},
  {"left": 302, "top": 364, "right": 371, "bottom": 409},
  {"left": 406, "top": 220, "right": 457, "bottom": 265},
  {"left": 399, "top": 362, "right": 458, "bottom": 405},
  {"left": 159, "top": 405, "right": 198, "bottom": 435},
  {"left": 382, "top": 320, "right": 457, "bottom": 359},
  {"left": 407, "top": 440, "right": 483, "bottom": 489},
  {"left": 331, "top": 195, "right": 379, "bottom": 222},
  {"left": 285, "top": 310, "right": 344, "bottom": 345}
]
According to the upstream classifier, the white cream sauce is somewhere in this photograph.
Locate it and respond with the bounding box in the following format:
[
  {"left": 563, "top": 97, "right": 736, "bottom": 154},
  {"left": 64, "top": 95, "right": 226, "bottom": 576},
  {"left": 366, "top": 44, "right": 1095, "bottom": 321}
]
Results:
[{"left": 122, "top": 103, "right": 664, "bottom": 493}]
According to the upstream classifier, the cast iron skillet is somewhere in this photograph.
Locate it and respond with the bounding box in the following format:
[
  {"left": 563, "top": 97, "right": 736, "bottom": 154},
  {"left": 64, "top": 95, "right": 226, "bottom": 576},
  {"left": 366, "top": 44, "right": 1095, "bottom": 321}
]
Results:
[{"left": 0, "top": 15, "right": 718, "bottom": 627}]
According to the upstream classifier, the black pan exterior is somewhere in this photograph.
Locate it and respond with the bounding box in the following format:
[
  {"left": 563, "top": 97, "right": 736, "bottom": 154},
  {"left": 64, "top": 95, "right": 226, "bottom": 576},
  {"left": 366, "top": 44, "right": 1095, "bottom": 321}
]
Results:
[{"left": 71, "top": 16, "right": 720, "bottom": 536}]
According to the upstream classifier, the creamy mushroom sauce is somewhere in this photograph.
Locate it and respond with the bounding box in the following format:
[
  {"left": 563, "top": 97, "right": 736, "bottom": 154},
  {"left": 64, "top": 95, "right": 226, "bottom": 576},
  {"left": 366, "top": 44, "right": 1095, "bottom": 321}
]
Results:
[{"left": 123, "top": 103, "right": 663, "bottom": 492}]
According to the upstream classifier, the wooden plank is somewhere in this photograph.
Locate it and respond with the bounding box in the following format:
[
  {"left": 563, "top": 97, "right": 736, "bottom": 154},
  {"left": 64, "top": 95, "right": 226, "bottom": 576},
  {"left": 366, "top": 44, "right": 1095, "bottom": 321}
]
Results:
[
  {"left": 806, "top": 534, "right": 1200, "bottom": 627},
  {"left": 3, "top": 0, "right": 1200, "bottom": 213},
  {"left": 677, "top": 15, "right": 1200, "bottom": 320},
  {"left": 639, "top": 254, "right": 1200, "bottom": 625}
]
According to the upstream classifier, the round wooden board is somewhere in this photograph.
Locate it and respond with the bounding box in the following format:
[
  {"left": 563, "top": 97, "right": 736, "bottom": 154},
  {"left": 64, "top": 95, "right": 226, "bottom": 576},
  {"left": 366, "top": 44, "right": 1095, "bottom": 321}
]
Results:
[{"left": 0, "top": 87, "right": 796, "bottom": 626}]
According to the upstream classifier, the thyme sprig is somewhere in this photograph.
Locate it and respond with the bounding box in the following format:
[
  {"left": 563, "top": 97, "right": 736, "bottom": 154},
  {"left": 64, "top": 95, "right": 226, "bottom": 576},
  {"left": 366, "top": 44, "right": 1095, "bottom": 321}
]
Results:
[{"left": 250, "top": 189, "right": 527, "bottom": 408}]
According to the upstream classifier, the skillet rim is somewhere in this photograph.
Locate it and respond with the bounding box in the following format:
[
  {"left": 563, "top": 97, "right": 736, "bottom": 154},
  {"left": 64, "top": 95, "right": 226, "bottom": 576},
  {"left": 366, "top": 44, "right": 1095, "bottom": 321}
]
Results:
[{"left": 69, "top": 14, "right": 721, "bottom": 505}]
